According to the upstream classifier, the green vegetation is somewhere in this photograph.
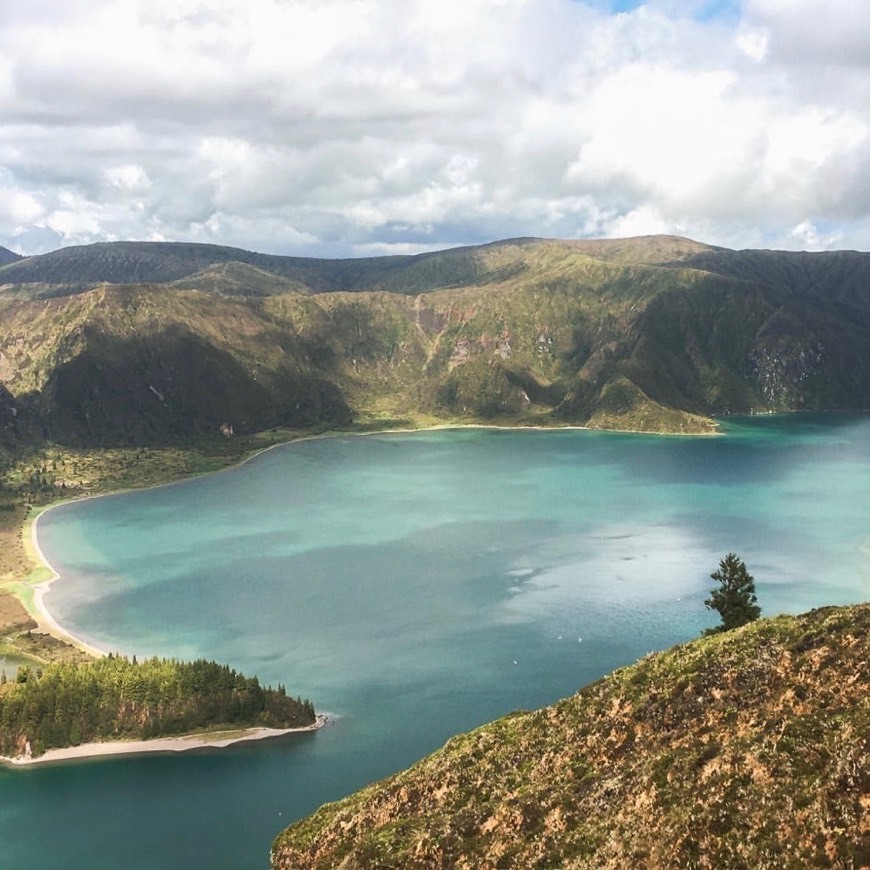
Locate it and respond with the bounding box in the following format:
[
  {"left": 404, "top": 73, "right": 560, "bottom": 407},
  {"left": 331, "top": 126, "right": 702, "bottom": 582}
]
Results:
[
  {"left": 0, "top": 246, "right": 19, "bottom": 267},
  {"left": 273, "top": 604, "right": 869, "bottom": 870},
  {"left": 1, "top": 233, "right": 869, "bottom": 659},
  {"left": 0, "top": 237, "right": 867, "bottom": 862},
  {"left": 2, "top": 235, "right": 870, "bottom": 458},
  {"left": 0, "top": 655, "right": 315, "bottom": 758},
  {"left": 703, "top": 553, "right": 762, "bottom": 634}
]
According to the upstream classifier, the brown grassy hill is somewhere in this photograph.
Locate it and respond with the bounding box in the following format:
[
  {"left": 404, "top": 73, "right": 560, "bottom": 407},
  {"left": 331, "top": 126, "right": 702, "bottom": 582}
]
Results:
[{"left": 273, "top": 603, "right": 869, "bottom": 870}]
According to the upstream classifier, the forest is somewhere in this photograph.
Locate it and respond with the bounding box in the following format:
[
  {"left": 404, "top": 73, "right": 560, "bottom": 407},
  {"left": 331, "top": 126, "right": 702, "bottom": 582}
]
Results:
[{"left": 0, "top": 654, "right": 315, "bottom": 758}]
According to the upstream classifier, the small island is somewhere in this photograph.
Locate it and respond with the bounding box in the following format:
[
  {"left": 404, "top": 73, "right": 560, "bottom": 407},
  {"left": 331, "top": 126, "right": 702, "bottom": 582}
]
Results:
[{"left": 0, "top": 654, "right": 320, "bottom": 764}]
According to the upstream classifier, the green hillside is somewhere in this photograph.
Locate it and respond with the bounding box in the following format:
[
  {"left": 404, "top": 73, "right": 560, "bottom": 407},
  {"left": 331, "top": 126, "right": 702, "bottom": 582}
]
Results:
[
  {"left": 273, "top": 603, "right": 869, "bottom": 870},
  {"left": 0, "top": 247, "right": 20, "bottom": 267},
  {"left": 0, "top": 239, "right": 479, "bottom": 297},
  {"left": 1, "top": 235, "right": 870, "bottom": 454}
]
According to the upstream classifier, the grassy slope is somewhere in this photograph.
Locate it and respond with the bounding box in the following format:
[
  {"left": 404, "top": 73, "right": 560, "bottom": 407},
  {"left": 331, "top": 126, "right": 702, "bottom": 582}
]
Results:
[
  {"left": 0, "top": 285, "right": 353, "bottom": 446},
  {"left": 3, "top": 236, "right": 870, "bottom": 452},
  {"left": 273, "top": 604, "right": 869, "bottom": 870},
  {"left": 0, "top": 247, "right": 20, "bottom": 267}
]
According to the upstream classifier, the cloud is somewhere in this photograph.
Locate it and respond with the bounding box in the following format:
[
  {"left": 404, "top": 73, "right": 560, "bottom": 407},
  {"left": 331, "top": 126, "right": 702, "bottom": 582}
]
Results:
[
  {"left": 746, "top": 0, "right": 870, "bottom": 67},
  {"left": 0, "top": 0, "right": 868, "bottom": 257}
]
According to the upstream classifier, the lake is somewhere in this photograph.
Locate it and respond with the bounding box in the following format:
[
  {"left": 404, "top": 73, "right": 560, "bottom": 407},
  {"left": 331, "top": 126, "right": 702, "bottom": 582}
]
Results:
[{"left": 2, "top": 415, "right": 868, "bottom": 869}]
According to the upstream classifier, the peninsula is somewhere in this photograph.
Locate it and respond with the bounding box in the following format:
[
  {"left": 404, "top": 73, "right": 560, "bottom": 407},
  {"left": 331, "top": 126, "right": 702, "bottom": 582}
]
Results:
[{"left": 0, "top": 654, "right": 318, "bottom": 763}]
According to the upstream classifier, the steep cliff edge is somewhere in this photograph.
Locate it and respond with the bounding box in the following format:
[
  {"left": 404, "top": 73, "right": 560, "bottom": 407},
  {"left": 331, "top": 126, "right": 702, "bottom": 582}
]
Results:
[{"left": 273, "top": 603, "right": 869, "bottom": 869}]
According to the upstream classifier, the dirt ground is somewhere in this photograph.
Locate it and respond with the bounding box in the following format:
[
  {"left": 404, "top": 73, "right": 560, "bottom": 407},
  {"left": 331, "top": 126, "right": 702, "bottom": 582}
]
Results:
[
  {"left": 0, "top": 506, "right": 38, "bottom": 636},
  {"left": 0, "top": 592, "right": 37, "bottom": 635},
  {"left": 0, "top": 505, "right": 29, "bottom": 581},
  {"left": 0, "top": 505, "right": 91, "bottom": 663}
]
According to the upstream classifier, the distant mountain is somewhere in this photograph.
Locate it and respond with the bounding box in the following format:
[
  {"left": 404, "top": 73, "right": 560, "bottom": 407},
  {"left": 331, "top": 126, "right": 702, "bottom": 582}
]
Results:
[
  {"left": 272, "top": 603, "right": 869, "bottom": 870},
  {"left": 0, "top": 239, "right": 483, "bottom": 298},
  {"left": 0, "top": 236, "right": 722, "bottom": 299},
  {"left": 1, "top": 235, "right": 869, "bottom": 447},
  {"left": 0, "top": 247, "right": 21, "bottom": 267}
]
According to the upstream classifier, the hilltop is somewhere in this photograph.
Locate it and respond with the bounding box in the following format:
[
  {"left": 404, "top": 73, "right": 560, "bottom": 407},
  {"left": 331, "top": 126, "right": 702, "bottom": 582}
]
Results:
[
  {"left": 273, "top": 603, "right": 869, "bottom": 869},
  {"left": 2, "top": 235, "right": 870, "bottom": 456},
  {"left": 0, "top": 247, "right": 20, "bottom": 268}
]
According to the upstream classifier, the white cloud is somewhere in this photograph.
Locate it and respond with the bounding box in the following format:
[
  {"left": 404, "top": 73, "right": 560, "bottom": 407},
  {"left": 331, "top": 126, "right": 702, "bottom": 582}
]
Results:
[
  {"left": 746, "top": 0, "right": 870, "bottom": 66},
  {"left": 606, "top": 205, "right": 673, "bottom": 239},
  {"left": 787, "top": 220, "right": 841, "bottom": 251},
  {"left": 0, "top": 188, "right": 44, "bottom": 226},
  {"left": 735, "top": 25, "right": 768, "bottom": 62},
  {"left": 44, "top": 190, "right": 107, "bottom": 241},
  {"left": 762, "top": 110, "right": 868, "bottom": 210},
  {"left": 565, "top": 65, "right": 754, "bottom": 202},
  {"left": 104, "top": 164, "right": 152, "bottom": 192},
  {"left": 0, "top": 0, "right": 869, "bottom": 256}
]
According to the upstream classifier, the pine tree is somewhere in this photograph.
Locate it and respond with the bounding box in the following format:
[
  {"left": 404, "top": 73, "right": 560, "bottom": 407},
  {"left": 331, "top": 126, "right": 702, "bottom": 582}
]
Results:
[{"left": 704, "top": 553, "right": 761, "bottom": 634}]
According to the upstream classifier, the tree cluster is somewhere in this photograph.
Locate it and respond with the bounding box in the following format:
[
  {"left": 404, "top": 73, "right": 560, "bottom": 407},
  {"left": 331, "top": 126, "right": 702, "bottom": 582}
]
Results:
[{"left": 0, "top": 655, "right": 315, "bottom": 758}]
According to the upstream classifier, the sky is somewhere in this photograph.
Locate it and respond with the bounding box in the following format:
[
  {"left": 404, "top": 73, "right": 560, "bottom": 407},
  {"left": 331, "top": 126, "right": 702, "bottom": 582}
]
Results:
[{"left": 1, "top": 0, "right": 868, "bottom": 258}]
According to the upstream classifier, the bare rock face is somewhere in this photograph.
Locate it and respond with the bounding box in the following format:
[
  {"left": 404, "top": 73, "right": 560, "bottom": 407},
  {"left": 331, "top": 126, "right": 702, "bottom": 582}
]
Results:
[{"left": 273, "top": 604, "right": 869, "bottom": 870}]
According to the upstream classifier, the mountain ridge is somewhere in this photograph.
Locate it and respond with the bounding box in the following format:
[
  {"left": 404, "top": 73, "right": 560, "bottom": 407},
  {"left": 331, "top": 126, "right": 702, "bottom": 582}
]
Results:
[
  {"left": 0, "top": 235, "right": 722, "bottom": 297},
  {"left": 0, "top": 246, "right": 21, "bottom": 267},
  {"left": 1, "top": 235, "right": 869, "bottom": 451}
]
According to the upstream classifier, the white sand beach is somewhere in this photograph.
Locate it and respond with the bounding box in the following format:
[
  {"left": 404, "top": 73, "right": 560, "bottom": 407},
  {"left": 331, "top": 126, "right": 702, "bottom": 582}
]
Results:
[
  {"left": 1, "top": 715, "right": 329, "bottom": 768},
  {"left": 9, "top": 502, "right": 330, "bottom": 773},
  {"left": 29, "top": 504, "right": 109, "bottom": 658}
]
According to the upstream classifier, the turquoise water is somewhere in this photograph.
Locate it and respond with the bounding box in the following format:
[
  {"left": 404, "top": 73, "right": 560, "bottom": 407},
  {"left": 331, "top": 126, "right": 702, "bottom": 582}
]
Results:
[{"left": 2, "top": 415, "right": 869, "bottom": 869}]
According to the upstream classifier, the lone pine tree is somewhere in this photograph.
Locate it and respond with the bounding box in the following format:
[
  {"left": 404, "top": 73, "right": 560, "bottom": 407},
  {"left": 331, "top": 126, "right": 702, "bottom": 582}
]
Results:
[{"left": 704, "top": 553, "right": 761, "bottom": 634}]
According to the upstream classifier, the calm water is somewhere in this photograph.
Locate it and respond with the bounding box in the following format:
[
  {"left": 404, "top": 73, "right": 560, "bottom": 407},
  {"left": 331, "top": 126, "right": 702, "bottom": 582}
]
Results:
[{"left": 3, "top": 416, "right": 869, "bottom": 869}]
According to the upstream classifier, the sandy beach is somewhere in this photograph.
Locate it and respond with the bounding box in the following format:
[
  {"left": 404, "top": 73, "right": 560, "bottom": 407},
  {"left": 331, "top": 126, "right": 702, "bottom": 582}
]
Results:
[
  {"left": 0, "top": 714, "right": 329, "bottom": 768},
  {"left": 28, "top": 505, "right": 109, "bottom": 658},
  {"left": 22, "top": 423, "right": 598, "bottom": 661},
  {"left": 7, "top": 469, "right": 333, "bottom": 774}
]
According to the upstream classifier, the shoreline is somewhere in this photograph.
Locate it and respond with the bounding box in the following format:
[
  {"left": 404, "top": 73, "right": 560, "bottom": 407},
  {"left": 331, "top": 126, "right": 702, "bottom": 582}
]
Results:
[
  {"left": 20, "top": 422, "right": 596, "bottom": 656},
  {"left": 28, "top": 507, "right": 108, "bottom": 658},
  {"left": 0, "top": 714, "right": 330, "bottom": 769},
  {"left": 19, "top": 417, "right": 717, "bottom": 656}
]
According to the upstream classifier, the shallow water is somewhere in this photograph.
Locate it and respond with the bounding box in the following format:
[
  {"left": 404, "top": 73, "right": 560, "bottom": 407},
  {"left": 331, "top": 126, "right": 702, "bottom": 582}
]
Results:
[
  {"left": 0, "top": 654, "right": 28, "bottom": 680},
  {"left": 2, "top": 415, "right": 868, "bottom": 869}
]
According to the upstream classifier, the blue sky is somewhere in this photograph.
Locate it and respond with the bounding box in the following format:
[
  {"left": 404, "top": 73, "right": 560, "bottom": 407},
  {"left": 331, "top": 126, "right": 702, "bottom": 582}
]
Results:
[
  {"left": 595, "top": 0, "right": 741, "bottom": 22},
  {"left": 1, "top": 0, "right": 868, "bottom": 257}
]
